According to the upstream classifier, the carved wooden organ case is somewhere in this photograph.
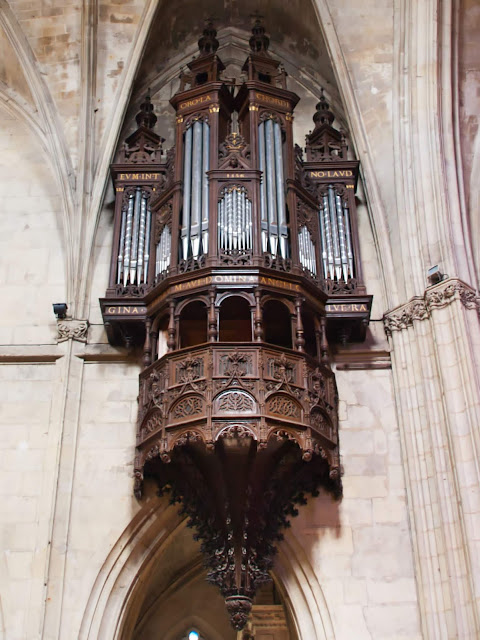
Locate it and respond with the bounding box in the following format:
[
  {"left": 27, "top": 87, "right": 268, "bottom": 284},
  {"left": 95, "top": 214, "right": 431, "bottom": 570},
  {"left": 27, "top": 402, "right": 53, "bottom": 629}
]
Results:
[{"left": 101, "top": 21, "right": 372, "bottom": 630}]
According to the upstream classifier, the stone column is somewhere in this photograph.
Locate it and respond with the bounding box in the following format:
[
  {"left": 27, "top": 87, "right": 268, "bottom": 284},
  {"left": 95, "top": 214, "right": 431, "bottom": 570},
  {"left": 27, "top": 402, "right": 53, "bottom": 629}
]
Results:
[{"left": 384, "top": 278, "right": 480, "bottom": 639}]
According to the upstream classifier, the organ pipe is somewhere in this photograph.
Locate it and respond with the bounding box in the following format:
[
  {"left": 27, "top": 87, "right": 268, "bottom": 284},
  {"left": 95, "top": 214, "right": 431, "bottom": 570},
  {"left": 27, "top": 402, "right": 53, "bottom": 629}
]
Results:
[
  {"left": 258, "top": 123, "right": 268, "bottom": 253},
  {"left": 258, "top": 118, "right": 289, "bottom": 258},
  {"left": 117, "top": 188, "right": 153, "bottom": 286},
  {"left": 180, "top": 120, "right": 210, "bottom": 260},
  {"left": 318, "top": 185, "right": 355, "bottom": 282},
  {"left": 181, "top": 126, "right": 193, "bottom": 259},
  {"left": 201, "top": 122, "right": 210, "bottom": 254},
  {"left": 117, "top": 206, "right": 127, "bottom": 284}
]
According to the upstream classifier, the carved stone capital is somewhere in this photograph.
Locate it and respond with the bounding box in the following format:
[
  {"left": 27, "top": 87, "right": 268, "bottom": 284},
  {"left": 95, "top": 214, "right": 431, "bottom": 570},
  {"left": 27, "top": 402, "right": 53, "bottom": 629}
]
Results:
[
  {"left": 57, "top": 319, "right": 89, "bottom": 343},
  {"left": 384, "top": 278, "right": 479, "bottom": 335},
  {"left": 383, "top": 298, "right": 428, "bottom": 334},
  {"left": 425, "top": 278, "right": 478, "bottom": 310}
]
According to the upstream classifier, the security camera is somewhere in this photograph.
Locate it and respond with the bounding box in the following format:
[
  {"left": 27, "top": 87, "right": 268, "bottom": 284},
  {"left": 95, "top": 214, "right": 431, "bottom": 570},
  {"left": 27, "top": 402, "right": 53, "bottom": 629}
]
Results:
[
  {"left": 53, "top": 303, "right": 68, "bottom": 319},
  {"left": 427, "top": 265, "right": 445, "bottom": 286}
]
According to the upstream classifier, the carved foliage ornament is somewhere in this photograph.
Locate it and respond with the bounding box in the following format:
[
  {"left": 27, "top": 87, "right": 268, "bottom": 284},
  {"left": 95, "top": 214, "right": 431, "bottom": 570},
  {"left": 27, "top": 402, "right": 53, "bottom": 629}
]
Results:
[
  {"left": 383, "top": 278, "right": 479, "bottom": 335},
  {"left": 57, "top": 319, "right": 89, "bottom": 343},
  {"left": 266, "top": 394, "right": 301, "bottom": 419},
  {"left": 217, "top": 390, "right": 255, "bottom": 413}
]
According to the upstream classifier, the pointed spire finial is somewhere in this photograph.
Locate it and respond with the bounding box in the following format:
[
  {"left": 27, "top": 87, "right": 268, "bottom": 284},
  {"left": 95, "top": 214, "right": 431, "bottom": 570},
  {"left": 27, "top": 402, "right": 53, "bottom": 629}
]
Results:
[
  {"left": 198, "top": 19, "right": 219, "bottom": 56},
  {"left": 249, "top": 13, "right": 270, "bottom": 54},
  {"left": 313, "top": 88, "right": 335, "bottom": 128},
  {"left": 135, "top": 91, "right": 157, "bottom": 129}
]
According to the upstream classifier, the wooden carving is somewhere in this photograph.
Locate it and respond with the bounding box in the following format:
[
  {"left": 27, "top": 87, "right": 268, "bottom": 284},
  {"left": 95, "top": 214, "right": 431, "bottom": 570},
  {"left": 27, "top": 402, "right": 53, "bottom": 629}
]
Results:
[{"left": 99, "top": 17, "right": 378, "bottom": 632}]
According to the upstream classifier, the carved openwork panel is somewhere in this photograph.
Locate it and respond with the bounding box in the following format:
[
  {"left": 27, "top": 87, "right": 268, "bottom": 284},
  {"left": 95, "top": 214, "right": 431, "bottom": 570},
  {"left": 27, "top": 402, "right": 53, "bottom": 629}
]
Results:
[
  {"left": 217, "top": 350, "right": 254, "bottom": 377},
  {"left": 214, "top": 390, "right": 256, "bottom": 414},
  {"left": 139, "top": 409, "right": 163, "bottom": 442},
  {"left": 169, "top": 394, "right": 205, "bottom": 422},
  {"left": 265, "top": 393, "right": 302, "bottom": 421}
]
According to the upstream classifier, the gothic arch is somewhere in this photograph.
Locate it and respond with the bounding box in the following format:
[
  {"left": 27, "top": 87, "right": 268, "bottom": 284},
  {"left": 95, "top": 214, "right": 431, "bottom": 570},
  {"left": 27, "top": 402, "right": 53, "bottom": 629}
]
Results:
[
  {"left": 78, "top": 497, "right": 335, "bottom": 640},
  {"left": 92, "top": 0, "right": 396, "bottom": 317},
  {"left": 0, "top": 0, "right": 75, "bottom": 302}
]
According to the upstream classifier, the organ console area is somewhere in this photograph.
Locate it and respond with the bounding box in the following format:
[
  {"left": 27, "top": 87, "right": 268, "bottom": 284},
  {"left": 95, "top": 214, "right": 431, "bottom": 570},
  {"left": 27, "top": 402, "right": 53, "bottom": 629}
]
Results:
[{"left": 101, "top": 19, "right": 371, "bottom": 350}]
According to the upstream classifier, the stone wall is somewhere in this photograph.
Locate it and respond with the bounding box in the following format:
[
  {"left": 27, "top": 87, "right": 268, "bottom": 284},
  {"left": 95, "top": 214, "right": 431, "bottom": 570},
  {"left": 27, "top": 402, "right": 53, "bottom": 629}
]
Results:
[{"left": 0, "top": 1, "right": 479, "bottom": 639}]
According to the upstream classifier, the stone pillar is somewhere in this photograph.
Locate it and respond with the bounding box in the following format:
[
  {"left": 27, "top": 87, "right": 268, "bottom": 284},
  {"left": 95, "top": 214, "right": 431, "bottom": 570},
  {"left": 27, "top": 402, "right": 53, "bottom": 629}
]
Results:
[{"left": 384, "top": 278, "right": 480, "bottom": 638}]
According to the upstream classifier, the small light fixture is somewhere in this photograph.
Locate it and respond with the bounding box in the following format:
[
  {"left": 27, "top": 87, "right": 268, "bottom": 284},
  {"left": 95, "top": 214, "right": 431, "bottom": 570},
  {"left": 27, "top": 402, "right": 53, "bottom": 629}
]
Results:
[
  {"left": 53, "top": 303, "right": 68, "bottom": 319},
  {"left": 427, "top": 265, "right": 445, "bottom": 286},
  {"left": 188, "top": 631, "right": 200, "bottom": 640}
]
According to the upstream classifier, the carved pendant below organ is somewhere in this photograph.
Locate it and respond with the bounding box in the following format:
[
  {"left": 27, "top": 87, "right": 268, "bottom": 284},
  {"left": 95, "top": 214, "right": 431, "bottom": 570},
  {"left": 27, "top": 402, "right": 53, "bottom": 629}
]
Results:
[{"left": 100, "top": 18, "right": 374, "bottom": 631}]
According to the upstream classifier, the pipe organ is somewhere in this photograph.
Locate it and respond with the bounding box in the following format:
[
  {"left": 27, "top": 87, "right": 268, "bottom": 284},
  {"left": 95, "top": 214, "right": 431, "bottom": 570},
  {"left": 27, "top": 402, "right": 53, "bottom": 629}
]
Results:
[{"left": 101, "top": 20, "right": 372, "bottom": 630}]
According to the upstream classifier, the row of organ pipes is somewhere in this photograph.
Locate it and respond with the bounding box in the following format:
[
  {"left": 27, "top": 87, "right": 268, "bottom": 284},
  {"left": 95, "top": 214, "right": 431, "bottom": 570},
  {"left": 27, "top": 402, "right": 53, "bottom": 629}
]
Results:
[
  {"left": 218, "top": 187, "right": 253, "bottom": 253},
  {"left": 115, "top": 182, "right": 356, "bottom": 286},
  {"left": 114, "top": 115, "right": 357, "bottom": 286},
  {"left": 117, "top": 187, "right": 152, "bottom": 286},
  {"left": 319, "top": 186, "right": 355, "bottom": 282}
]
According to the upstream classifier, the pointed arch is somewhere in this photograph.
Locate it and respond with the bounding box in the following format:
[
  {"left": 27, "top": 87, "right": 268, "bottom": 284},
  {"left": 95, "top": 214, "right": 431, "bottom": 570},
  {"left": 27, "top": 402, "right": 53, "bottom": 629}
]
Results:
[
  {"left": 78, "top": 497, "right": 335, "bottom": 640},
  {"left": 79, "top": 0, "right": 159, "bottom": 317},
  {"left": 0, "top": 0, "right": 76, "bottom": 303}
]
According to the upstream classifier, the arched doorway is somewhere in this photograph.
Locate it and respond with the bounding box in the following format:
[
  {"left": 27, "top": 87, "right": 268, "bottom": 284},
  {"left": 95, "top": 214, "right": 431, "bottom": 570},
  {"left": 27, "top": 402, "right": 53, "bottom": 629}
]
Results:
[{"left": 78, "top": 496, "right": 331, "bottom": 640}]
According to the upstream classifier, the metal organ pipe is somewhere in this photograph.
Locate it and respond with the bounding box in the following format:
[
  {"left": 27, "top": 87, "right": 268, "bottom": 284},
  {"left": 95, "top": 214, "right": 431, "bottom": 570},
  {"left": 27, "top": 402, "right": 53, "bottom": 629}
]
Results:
[
  {"left": 117, "top": 205, "right": 127, "bottom": 284},
  {"left": 344, "top": 201, "right": 354, "bottom": 278},
  {"left": 258, "top": 118, "right": 288, "bottom": 258},
  {"left": 318, "top": 186, "right": 355, "bottom": 282},
  {"left": 258, "top": 123, "right": 268, "bottom": 253},
  {"left": 143, "top": 204, "right": 152, "bottom": 282},
  {"left": 202, "top": 122, "right": 210, "bottom": 254},
  {"left": 264, "top": 119, "right": 278, "bottom": 255},
  {"left": 180, "top": 120, "right": 210, "bottom": 260},
  {"left": 136, "top": 192, "right": 147, "bottom": 283},
  {"left": 335, "top": 193, "right": 348, "bottom": 281},
  {"left": 273, "top": 121, "right": 287, "bottom": 257}
]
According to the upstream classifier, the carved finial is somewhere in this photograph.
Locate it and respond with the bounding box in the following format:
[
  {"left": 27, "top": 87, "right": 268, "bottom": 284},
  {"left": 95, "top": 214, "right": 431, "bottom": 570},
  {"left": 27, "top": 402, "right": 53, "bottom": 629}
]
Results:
[
  {"left": 135, "top": 91, "right": 157, "bottom": 129},
  {"left": 313, "top": 89, "right": 335, "bottom": 128},
  {"left": 249, "top": 14, "right": 270, "bottom": 54},
  {"left": 198, "top": 19, "right": 219, "bottom": 56}
]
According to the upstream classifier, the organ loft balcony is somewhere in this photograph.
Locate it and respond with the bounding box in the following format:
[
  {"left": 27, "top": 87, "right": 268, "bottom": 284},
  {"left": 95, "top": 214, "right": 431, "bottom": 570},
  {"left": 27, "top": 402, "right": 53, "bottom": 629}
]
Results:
[{"left": 100, "top": 20, "right": 371, "bottom": 630}]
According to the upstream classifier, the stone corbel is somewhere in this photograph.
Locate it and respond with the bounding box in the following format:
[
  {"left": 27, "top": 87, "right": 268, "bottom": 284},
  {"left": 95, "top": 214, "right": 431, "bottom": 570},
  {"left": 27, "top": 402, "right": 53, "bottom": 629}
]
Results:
[
  {"left": 57, "top": 319, "right": 89, "bottom": 343},
  {"left": 383, "top": 277, "right": 479, "bottom": 334}
]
